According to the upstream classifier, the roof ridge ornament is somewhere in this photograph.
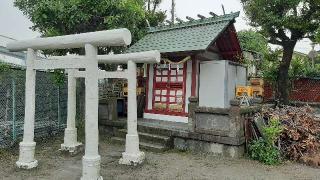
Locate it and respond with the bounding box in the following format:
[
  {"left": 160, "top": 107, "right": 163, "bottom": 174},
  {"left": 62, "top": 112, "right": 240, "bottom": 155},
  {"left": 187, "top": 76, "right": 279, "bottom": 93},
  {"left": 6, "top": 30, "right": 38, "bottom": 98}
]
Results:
[
  {"left": 186, "top": 16, "right": 195, "bottom": 21},
  {"left": 197, "top": 14, "right": 206, "bottom": 20},
  {"left": 176, "top": 18, "right": 184, "bottom": 24},
  {"left": 147, "top": 11, "right": 240, "bottom": 33},
  {"left": 209, "top": 12, "right": 218, "bottom": 17}
]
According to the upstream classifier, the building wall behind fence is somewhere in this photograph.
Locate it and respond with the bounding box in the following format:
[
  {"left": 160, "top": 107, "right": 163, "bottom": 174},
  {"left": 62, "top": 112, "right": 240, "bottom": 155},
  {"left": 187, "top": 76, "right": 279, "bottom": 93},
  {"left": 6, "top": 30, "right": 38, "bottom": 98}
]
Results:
[
  {"left": 0, "top": 69, "right": 67, "bottom": 148},
  {"left": 264, "top": 78, "right": 320, "bottom": 102}
]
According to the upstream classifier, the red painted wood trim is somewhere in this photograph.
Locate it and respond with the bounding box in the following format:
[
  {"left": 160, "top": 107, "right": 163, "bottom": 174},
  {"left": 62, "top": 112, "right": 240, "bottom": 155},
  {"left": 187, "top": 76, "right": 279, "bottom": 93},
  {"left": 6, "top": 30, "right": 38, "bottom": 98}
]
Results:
[
  {"left": 144, "top": 64, "right": 150, "bottom": 111},
  {"left": 191, "top": 56, "right": 197, "bottom": 97}
]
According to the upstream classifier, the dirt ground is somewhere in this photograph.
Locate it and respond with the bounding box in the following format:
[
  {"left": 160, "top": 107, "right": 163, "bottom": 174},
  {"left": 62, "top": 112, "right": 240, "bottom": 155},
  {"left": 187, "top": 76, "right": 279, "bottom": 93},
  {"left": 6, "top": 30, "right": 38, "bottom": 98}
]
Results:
[{"left": 1, "top": 135, "right": 320, "bottom": 180}]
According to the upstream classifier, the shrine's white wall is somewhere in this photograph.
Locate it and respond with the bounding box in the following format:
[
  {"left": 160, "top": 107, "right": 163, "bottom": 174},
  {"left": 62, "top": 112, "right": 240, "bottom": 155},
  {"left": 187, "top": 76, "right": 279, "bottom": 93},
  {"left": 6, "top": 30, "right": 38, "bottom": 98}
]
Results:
[
  {"left": 147, "top": 65, "right": 154, "bottom": 110},
  {"left": 199, "top": 60, "right": 247, "bottom": 108},
  {"left": 185, "top": 60, "right": 192, "bottom": 113},
  {"left": 199, "top": 60, "right": 227, "bottom": 108},
  {"left": 226, "top": 63, "right": 247, "bottom": 107}
]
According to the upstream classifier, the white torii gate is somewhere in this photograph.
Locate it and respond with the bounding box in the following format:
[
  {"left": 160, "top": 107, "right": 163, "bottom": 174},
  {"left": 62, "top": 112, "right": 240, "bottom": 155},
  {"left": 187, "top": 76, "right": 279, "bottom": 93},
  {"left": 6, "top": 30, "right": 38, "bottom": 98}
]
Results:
[{"left": 7, "top": 29, "right": 160, "bottom": 180}]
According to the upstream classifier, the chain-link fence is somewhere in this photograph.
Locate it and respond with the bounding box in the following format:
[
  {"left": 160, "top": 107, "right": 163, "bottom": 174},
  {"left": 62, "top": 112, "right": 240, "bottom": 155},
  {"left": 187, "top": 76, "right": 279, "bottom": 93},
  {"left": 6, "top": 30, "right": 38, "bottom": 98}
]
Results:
[{"left": 0, "top": 69, "right": 67, "bottom": 148}]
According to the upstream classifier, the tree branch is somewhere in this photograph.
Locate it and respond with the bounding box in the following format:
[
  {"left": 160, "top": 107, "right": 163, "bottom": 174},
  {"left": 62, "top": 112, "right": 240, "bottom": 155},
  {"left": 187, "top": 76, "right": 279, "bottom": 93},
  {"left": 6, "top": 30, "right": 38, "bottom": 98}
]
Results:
[{"left": 268, "top": 37, "right": 282, "bottom": 45}]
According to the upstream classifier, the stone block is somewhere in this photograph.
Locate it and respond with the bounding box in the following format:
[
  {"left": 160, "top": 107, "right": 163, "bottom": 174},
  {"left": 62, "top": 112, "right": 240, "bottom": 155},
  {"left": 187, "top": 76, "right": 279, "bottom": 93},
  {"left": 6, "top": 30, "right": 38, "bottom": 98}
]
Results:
[{"left": 173, "top": 137, "right": 244, "bottom": 158}]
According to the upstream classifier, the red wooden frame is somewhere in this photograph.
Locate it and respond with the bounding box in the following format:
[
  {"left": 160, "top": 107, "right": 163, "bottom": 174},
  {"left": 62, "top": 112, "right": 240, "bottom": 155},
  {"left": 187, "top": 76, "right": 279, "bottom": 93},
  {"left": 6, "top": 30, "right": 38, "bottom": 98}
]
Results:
[{"left": 146, "top": 62, "right": 188, "bottom": 117}]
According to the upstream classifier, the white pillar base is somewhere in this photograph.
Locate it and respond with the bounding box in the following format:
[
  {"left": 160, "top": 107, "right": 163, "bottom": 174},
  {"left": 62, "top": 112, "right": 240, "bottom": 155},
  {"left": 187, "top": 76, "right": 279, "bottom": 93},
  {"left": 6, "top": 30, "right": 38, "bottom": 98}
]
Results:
[
  {"left": 119, "top": 151, "right": 145, "bottom": 166},
  {"left": 119, "top": 134, "right": 145, "bottom": 166},
  {"left": 16, "top": 142, "right": 38, "bottom": 169},
  {"left": 60, "top": 128, "right": 82, "bottom": 154},
  {"left": 81, "top": 155, "right": 103, "bottom": 180}
]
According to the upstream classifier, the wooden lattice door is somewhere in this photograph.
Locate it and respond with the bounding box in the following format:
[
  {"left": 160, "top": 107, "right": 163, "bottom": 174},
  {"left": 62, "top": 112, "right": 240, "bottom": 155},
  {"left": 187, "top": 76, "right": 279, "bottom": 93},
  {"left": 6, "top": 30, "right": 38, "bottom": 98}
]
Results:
[{"left": 152, "top": 63, "right": 186, "bottom": 115}]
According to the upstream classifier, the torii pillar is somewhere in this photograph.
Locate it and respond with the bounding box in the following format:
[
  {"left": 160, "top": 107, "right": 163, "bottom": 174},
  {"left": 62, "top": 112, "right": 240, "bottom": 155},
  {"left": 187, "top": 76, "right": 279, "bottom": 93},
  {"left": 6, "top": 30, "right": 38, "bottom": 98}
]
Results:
[
  {"left": 60, "top": 69, "right": 82, "bottom": 154},
  {"left": 96, "top": 51, "right": 160, "bottom": 165},
  {"left": 16, "top": 48, "right": 38, "bottom": 169},
  {"left": 119, "top": 60, "right": 145, "bottom": 165},
  {"left": 81, "top": 44, "right": 101, "bottom": 180}
]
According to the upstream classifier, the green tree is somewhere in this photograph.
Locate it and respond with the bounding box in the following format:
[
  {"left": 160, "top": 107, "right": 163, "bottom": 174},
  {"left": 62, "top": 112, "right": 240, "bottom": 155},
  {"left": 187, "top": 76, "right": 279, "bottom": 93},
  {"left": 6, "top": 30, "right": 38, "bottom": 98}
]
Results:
[
  {"left": 146, "top": 0, "right": 166, "bottom": 26},
  {"left": 15, "top": 0, "right": 166, "bottom": 55},
  {"left": 238, "top": 29, "right": 269, "bottom": 55},
  {"left": 241, "top": 0, "right": 320, "bottom": 104}
]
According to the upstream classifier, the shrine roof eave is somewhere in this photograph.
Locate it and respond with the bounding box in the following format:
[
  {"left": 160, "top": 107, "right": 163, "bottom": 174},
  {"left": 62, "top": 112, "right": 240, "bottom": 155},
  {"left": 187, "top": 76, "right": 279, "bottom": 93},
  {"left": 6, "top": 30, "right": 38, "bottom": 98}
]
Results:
[{"left": 127, "top": 12, "right": 240, "bottom": 54}]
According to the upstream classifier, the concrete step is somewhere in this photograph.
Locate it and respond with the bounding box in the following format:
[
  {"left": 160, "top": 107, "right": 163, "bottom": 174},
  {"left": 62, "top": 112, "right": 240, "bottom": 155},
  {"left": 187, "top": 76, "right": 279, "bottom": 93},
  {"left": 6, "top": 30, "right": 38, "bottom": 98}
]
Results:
[
  {"left": 115, "top": 129, "right": 172, "bottom": 147},
  {"left": 137, "top": 124, "right": 174, "bottom": 136},
  {"left": 111, "top": 137, "right": 168, "bottom": 152}
]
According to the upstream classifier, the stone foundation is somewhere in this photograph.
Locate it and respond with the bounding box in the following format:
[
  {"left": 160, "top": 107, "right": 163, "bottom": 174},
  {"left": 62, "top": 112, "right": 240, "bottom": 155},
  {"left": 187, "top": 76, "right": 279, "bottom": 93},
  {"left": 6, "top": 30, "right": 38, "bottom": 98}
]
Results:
[{"left": 174, "top": 137, "right": 244, "bottom": 158}]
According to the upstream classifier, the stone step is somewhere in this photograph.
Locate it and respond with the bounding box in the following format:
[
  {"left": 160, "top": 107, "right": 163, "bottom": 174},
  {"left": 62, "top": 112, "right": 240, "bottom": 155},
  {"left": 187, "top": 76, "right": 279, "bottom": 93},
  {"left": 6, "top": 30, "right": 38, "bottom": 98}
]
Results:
[
  {"left": 111, "top": 137, "right": 168, "bottom": 152},
  {"left": 115, "top": 129, "right": 172, "bottom": 147},
  {"left": 137, "top": 124, "right": 174, "bottom": 136}
]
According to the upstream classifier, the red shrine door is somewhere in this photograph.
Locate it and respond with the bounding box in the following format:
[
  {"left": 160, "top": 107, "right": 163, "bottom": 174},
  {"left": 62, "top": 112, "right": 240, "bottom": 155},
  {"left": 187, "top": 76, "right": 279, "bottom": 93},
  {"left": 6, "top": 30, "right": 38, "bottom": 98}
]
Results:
[{"left": 152, "top": 63, "right": 186, "bottom": 115}]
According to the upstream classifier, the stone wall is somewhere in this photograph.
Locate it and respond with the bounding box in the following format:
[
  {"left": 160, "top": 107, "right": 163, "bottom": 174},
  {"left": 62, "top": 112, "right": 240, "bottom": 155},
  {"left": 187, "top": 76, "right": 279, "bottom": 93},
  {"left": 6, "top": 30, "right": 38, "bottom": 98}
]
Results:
[{"left": 174, "top": 97, "right": 261, "bottom": 158}]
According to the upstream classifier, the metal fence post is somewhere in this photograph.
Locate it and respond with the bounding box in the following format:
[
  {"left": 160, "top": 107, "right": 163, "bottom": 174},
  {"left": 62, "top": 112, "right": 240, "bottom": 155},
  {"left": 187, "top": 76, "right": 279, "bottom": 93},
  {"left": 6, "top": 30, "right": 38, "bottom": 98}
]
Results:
[
  {"left": 58, "top": 86, "right": 61, "bottom": 129},
  {"left": 12, "top": 77, "right": 16, "bottom": 141}
]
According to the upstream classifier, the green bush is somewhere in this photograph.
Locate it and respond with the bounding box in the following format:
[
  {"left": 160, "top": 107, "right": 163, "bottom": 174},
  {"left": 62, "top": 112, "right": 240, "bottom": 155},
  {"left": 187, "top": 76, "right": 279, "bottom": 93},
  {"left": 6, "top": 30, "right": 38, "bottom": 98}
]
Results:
[
  {"left": 263, "top": 118, "right": 283, "bottom": 144},
  {"left": 248, "top": 118, "right": 282, "bottom": 165},
  {"left": 249, "top": 138, "right": 281, "bottom": 165}
]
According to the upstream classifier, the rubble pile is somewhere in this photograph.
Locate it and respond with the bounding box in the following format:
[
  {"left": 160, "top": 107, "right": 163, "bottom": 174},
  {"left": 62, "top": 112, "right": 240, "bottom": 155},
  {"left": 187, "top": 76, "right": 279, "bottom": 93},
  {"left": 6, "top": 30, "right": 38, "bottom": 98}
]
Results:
[{"left": 258, "top": 106, "right": 320, "bottom": 167}]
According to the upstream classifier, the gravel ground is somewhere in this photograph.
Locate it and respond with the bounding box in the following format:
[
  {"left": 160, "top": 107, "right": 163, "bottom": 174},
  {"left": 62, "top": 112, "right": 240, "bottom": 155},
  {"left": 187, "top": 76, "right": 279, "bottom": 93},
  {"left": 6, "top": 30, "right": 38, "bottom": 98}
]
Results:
[{"left": 0, "top": 135, "right": 320, "bottom": 180}]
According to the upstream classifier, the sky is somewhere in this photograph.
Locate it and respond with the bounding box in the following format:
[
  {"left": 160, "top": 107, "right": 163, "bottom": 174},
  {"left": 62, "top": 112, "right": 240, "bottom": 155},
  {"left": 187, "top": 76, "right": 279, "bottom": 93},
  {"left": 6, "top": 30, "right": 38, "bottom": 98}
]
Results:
[{"left": 0, "top": 0, "right": 318, "bottom": 54}]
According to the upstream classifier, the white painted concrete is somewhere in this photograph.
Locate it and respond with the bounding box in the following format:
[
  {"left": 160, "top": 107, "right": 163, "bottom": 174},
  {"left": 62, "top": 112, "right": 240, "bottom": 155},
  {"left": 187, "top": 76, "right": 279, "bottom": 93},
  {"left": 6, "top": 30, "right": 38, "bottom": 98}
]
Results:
[
  {"left": 7, "top": 29, "right": 131, "bottom": 51},
  {"left": 195, "top": 60, "right": 199, "bottom": 97},
  {"left": 33, "top": 57, "right": 87, "bottom": 70},
  {"left": 144, "top": 113, "right": 188, "bottom": 123},
  {"left": 16, "top": 48, "right": 38, "bottom": 169},
  {"left": 61, "top": 69, "right": 82, "bottom": 153},
  {"left": 199, "top": 60, "right": 227, "bottom": 108},
  {"left": 98, "top": 70, "right": 128, "bottom": 79},
  {"left": 119, "top": 61, "right": 145, "bottom": 166},
  {"left": 147, "top": 66, "right": 154, "bottom": 110},
  {"left": 185, "top": 60, "right": 192, "bottom": 113},
  {"left": 199, "top": 60, "right": 247, "bottom": 108},
  {"left": 98, "top": 50, "right": 160, "bottom": 64},
  {"left": 227, "top": 64, "right": 237, "bottom": 107},
  {"left": 81, "top": 44, "right": 102, "bottom": 180}
]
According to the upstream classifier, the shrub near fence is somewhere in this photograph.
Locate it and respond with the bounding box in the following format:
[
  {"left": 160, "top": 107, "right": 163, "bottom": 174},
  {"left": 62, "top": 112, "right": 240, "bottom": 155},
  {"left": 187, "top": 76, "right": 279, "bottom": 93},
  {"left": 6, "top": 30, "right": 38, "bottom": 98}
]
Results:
[{"left": 0, "top": 69, "right": 67, "bottom": 148}]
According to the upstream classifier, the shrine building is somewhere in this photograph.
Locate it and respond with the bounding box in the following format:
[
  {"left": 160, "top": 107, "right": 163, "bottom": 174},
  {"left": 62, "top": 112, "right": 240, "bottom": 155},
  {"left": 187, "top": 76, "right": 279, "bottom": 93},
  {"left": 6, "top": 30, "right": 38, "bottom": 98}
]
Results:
[{"left": 128, "top": 11, "right": 246, "bottom": 123}]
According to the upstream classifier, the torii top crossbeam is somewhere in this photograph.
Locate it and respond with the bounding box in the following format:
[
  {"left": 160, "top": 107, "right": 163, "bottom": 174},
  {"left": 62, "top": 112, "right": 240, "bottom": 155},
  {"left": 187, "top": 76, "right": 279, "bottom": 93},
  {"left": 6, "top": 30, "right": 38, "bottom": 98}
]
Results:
[{"left": 7, "top": 28, "right": 131, "bottom": 51}]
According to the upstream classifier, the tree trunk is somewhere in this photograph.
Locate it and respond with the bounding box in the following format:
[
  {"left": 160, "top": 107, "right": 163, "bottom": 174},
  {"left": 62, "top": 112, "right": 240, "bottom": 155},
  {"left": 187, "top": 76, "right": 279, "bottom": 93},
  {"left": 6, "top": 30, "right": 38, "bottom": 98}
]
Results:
[
  {"left": 277, "top": 42, "right": 296, "bottom": 105},
  {"left": 147, "top": 0, "right": 151, "bottom": 11}
]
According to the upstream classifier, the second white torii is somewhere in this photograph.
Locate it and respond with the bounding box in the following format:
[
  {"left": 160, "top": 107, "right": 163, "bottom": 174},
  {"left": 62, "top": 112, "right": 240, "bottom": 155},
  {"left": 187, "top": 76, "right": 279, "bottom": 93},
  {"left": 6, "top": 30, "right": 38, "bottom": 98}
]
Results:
[{"left": 58, "top": 50, "right": 160, "bottom": 165}]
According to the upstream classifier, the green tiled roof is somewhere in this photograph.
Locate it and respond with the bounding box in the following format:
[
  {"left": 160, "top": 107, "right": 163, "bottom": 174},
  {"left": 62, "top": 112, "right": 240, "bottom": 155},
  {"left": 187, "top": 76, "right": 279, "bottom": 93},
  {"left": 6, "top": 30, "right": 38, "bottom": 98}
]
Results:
[{"left": 128, "top": 12, "right": 240, "bottom": 53}]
